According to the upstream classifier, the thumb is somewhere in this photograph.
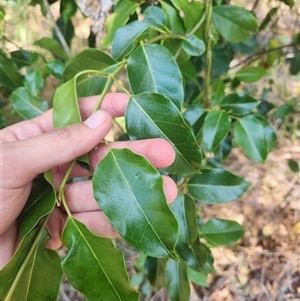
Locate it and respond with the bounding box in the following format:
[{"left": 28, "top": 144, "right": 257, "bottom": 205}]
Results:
[{"left": 8, "top": 110, "right": 112, "bottom": 180}]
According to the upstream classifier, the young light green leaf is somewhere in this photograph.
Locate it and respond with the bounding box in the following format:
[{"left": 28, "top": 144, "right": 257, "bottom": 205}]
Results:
[
  {"left": 112, "top": 21, "right": 149, "bottom": 61},
  {"left": 101, "top": 0, "right": 139, "bottom": 48},
  {"left": 127, "top": 44, "right": 184, "bottom": 110},
  {"left": 202, "top": 110, "right": 231, "bottom": 152},
  {"left": 170, "top": 195, "right": 198, "bottom": 246},
  {"left": 182, "top": 35, "right": 205, "bottom": 56},
  {"left": 160, "top": 1, "right": 185, "bottom": 34},
  {"left": 220, "top": 94, "right": 260, "bottom": 116},
  {"left": 212, "top": 5, "right": 258, "bottom": 43},
  {"left": 144, "top": 6, "right": 168, "bottom": 31},
  {"left": 93, "top": 148, "right": 179, "bottom": 259},
  {"left": 187, "top": 169, "right": 251, "bottom": 204},
  {"left": 125, "top": 92, "right": 202, "bottom": 175},
  {"left": 34, "top": 37, "right": 69, "bottom": 61},
  {"left": 235, "top": 66, "right": 267, "bottom": 83},
  {"left": 176, "top": 240, "right": 207, "bottom": 272},
  {"left": 63, "top": 49, "right": 117, "bottom": 81},
  {"left": 0, "top": 228, "right": 62, "bottom": 301},
  {"left": 18, "top": 175, "right": 56, "bottom": 240},
  {"left": 234, "top": 115, "right": 269, "bottom": 163},
  {"left": 144, "top": 257, "right": 167, "bottom": 291},
  {"left": 201, "top": 218, "right": 245, "bottom": 246},
  {"left": 62, "top": 218, "right": 139, "bottom": 301},
  {"left": 11, "top": 87, "right": 49, "bottom": 120},
  {"left": 24, "top": 70, "right": 44, "bottom": 95},
  {"left": 166, "top": 259, "right": 190, "bottom": 301}
]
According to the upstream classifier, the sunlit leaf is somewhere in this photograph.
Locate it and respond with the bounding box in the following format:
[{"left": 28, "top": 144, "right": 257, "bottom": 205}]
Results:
[
  {"left": 212, "top": 5, "right": 258, "bottom": 43},
  {"left": 127, "top": 44, "right": 184, "bottom": 110},
  {"left": 62, "top": 218, "right": 139, "bottom": 301},
  {"left": 125, "top": 92, "right": 202, "bottom": 175},
  {"left": 188, "top": 169, "right": 251, "bottom": 204},
  {"left": 93, "top": 148, "right": 179, "bottom": 258},
  {"left": 11, "top": 87, "right": 49, "bottom": 120}
]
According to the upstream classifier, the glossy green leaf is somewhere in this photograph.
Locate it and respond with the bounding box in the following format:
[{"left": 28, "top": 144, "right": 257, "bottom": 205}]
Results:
[
  {"left": 234, "top": 115, "right": 269, "bottom": 163},
  {"left": 45, "top": 60, "right": 65, "bottom": 80},
  {"left": 176, "top": 240, "right": 207, "bottom": 272},
  {"left": 11, "top": 87, "right": 49, "bottom": 120},
  {"left": 0, "top": 228, "right": 62, "bottom": 301},
  {"left": 182, "top": 35, "right": 205, "bottom": 56},
  {"left": 202, "top": 110, "right": 231, "bottom": 152},
  {"left": 93, "top": 148, "right": 179, "bottom": 258},
  {"left": 76, "top": 74, "right": 107, "bottom": 98},
  {"left": 212, "top": 5, "right": 258, "bottom": 43},
  {"left": 125, "top": 92, "right": 202, "bottom": 175},
  {"left": 10, "top": 49, "right": 38, "bottom": 68},
  {"left": 188, "top": 169, "right": 251, "bottom": 204},
  {"left": 182, "top": 105, "right": 206, "bottom": 136},
  {"left": 170, "top": 0, "right": 204, "bottom": 33},
  {"left": 220, "top": 94, "right": 260, "bottom": 116},
  {"left": 235, "top": 66, "right": 267, "bottom": 83},
  {"left": 18, "top": 173, "right": 56, "bottom": 239},
  {"left": 188, "top": 268, "right": 209, "bottom": 287},
  {"left": 63, "top": 49, "right": 117, "bottom": 81},
  {"left": 211, "top": 79, "right": 225, "bottom": 106},
  {"left": 34, "top": 37, "right": 69, "bottom": 61},
  {"left": 24, "top": 70, "right": 44, "bottom": 95},
  {"left": 166, "top": 259, "right": 190, "bottom": 301},
  {"left": 254, "top": 115, "right": 277, "bottom": 152},
  {"left": 127, "top": 44, "right": 184, "bottom": 110},
  {"left": 62, "top": 218, "right": 139, "bottom": 301},
  {"left": 144, "top": 257, "right": 167, "bottom": 290},
  {"left": 161, "top": 1, "right": 185, "bottom": 34},
  {"left": 101, "top": 0, "right": 139, "bottom": 48},
  {"left": 144, "top": 6, "right": 168, "bottom": 31},
  {"left": 170, "top": 195, "right": 198, "bottom": 246},
  {"left": 53, "top": 77, "right": 79, "bottom": 128},
  {"left": 276, "top": 0, "right": 294, "bottom": 8},
  {"left": 0, "top": 51, "right": 23, "bottom": 89},
  {"left": 214, "top": 134, "right": 232, "bottom": 162},
  {"left": 201, "top": 244, "right": 216, "bottom": 274},
  {"left": 201, "top": 218, "right": 245, "bottom": 246},
  {"left": 112, "top": 21, "right": 149, "bottom": 61}
]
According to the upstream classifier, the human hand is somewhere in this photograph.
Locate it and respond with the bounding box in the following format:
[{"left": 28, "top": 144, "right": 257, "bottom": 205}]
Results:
[{"left": 0, "top": 93, "right": 177, "bottom": 268}]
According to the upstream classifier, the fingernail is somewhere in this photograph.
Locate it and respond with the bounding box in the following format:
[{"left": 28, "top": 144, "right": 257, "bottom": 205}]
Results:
[{"left": 84, "top": 110, "right": 107, "bottom": 129}]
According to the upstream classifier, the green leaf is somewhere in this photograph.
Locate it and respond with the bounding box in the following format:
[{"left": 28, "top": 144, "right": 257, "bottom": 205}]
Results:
[
  {"left": 0, "top": 51, "right": 23, "bottom": 89},
  {"left": 188, "top": 169, "right": 251, "bottom": 204},
  {"left": 235, "top": 66, "right": 267, "bottom": 83},
  {"left": 11, "top": 87, "right": 49, "bottom": 120},
  {"left": 0, "top": 228, "right": 62, "bottom": 301},
  {"left": 125, "top": 92, "right": 202, "bottom": 175},
  {"left": 288, "top": 159, "right": 299, "bottom": 172},
  {"left": 176, "top": 240, "right": 207, "bottom": 272},
  {"left": 182, "top": 104, "right": 206, "bottom": 136},
  {"left": 101, "top": 0, "right": 139, "bottom": 48},
  {"left": 166, "top": 259, "right": 190, "bottom": 301},
  {"left": 144, "top": 257, "right": 167, "bottom": 290},
  {"left": 24, "top": 70, "right": 44, "bottom": 95},
  {"left": 127, "top": 44, "right": 184, "bottom": 110},
  {"left": 273, "top": 103, "right": 294, "bottom": 118},
  {"left": 259, "top": 7, "right": 279, "bottom": 31},
  {"left": 112, "top": 21, "right": 149, "bottom": 61},
  {"left": 220, "top": 94, "right": 260, "bottom": 116},
  {"left": 202, "top": 110, "right": 231, "bottom": 152},
  {"left": 63, "top": 49, "right": 117, "bottom": 81},
  {"left": 62, "top": 218, "right": 139, "bottom": 301},
  {"left": 182, "top": 35, "right": 205, "bottom": 56},
  {"left": 53, "top": 78, "right": 79, "bottom": 128},
  {"left": 188, "top": 268, "right": 209, "bottom": 287},
  {"left": 18, "top": 174, "right": 56, "bottom": 240},
  {"left": 212, "top": 5, "right": 258, "bottom": 43},
  {"left": 76, "top": 74, "right": 108, "bottom": 97},
  {"left": 201, "top": 218, "right": 245, "bottom": 246},
  {"left": 254, "top": 115, "right": 277, "bottom": 151},
  {"left": 144, "top": 6, "right": 168, "bottom": 31},
  {"left": 93, "top": 148, "right": 179, "bottom": 259},
  {"left": 234, "top": 115, "right": 269, "bottom": 163},
  {"left": 276, "top": 0, "right": 294, "bottom": 8},
  {"left": 34, "top": 37, "right": 69, "bottom": 61},
  {"left": 230, "top": 36, "right": 257, "bottom": 55},
  {"left": 10, "top": 49, "right": 38, "bottom": 68},
  {"left": 288, "top": 53, "right": 300, "bottom": 75},
  {"left": 170, "top": 195, "right": 198, "bottom": 246},
  {"left": 211, "top": 79, "right": 225, "bottom": 106},
  {"left": 161, "top": 1, "right": 185, "bottom": 34},
  {"left": 45, "top": 60, "right": 65, "bottom": 80},
  {"left": 170, "top": 0, "right": 204, "bottom": 33},
  {"left": 214, "top": 134, "right": 232, "bottom": 162}
]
